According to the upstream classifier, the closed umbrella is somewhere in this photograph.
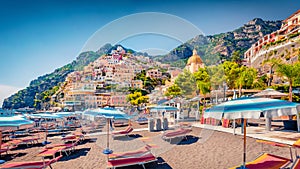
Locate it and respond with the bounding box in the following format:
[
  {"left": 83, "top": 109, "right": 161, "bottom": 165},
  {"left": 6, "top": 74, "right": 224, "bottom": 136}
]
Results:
[{"left": 204, "top": 97, "right": 300, "bottom": 168}]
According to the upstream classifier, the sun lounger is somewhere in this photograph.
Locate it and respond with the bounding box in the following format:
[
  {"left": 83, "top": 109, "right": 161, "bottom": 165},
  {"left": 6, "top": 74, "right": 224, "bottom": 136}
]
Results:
[
  {"left": 0, "top": 146, "right": 9, "bottom": 156},
  {"left": 107, "top": 151, "right": 156, "bottom": 169},
  {"left": 161, "top": 128, "right": 192, "bottom": 142},
  {"left": 42, "top": 139, "right": 79, "bottom": 156},
  {"left": 230, "top": 153, "right": 291, "bottom": 169},
  {"left": 111, "top": 126, "right": 133, "bottom": 139},
  {"left": 1, "top": 155, "right": 62, "bottom": 169},
  {"left": 136, "top": 117, "right": 148, "bottom": 125},
  {"left": 230, "top": 140, "right": 293, "bottom": 169},
  {"left": 108, "top": 146, "right": 151, "bottom": 160}
]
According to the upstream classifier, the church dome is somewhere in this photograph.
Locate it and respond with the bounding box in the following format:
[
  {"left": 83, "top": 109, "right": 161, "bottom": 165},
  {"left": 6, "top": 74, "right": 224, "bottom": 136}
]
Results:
[{"left": 187, "top": 49, "right": 203, "bottom": 65}]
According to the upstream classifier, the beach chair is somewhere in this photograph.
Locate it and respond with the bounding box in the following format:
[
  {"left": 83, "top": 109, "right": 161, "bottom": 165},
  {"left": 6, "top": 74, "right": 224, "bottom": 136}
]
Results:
[
  {"left": 108, "top": 145, "right": 152, "bottom": 160},
  {"left": 107, "top": 147, "right": 157, "bottom": 169},
  {"left": 38, "top": 139, "right": 78, "bottom": 158},
  {"left": 1, "top": 155, "right": 62, "bottom": 169},
  {"left": 111, "top": 126, "right": 133, "bottom": 139},
  {"left": 290, "top": 139, "right": 300, "bottom": 169},
  {"left": 161, "top": 128, "right": 192, "bottom": 142},
  {"left": 230, "top": 140, "right": 293, "bottom": 169},
  {"left": 0, "top": 145, "right": 9, "bottom": 156}
]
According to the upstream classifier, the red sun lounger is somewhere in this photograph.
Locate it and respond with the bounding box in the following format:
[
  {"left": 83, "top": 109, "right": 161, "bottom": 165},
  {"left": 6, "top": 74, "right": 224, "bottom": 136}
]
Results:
[
  {"left": 162, "top": 128, "right": 192, "bottom": 142},
  {"left": 230, "top": 139, "right": 293, "bottom": 169},
  {"left": 111, "top": 126, "right": 133, "bottom": 139},
  {"left": 1, "top": 155, "right": 62, "bottom": 169},
  {"left": 230, "top": 153, "right": 291, "bottom": 169},
  {"left": 107, "top": 152, "right": 156, "bottom": 169},
  {"left": 109, "top": 146, "right": 151, "bottom": 160}
]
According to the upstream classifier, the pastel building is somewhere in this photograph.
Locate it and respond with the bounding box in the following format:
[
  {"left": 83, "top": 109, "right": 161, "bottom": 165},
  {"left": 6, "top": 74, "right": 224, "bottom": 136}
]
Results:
[
  {"left": 244, "top": 10, "right": 300, "bottom": 66},
  {"left": 146, "top": 69, "right": 162, "bottom": 78}
]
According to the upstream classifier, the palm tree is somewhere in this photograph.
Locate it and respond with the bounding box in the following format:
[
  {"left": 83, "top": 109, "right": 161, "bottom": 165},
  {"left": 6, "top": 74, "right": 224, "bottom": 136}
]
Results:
[{"left": 274, "top": 61, "right": 300, "bottom": 101}]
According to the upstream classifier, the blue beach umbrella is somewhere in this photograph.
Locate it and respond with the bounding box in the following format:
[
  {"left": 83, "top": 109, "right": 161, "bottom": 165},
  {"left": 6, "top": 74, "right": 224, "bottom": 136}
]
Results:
[
  {"left": 0, "top": 116, "right": 34, "bottom": 131},
  {"left": 149, "top": 106, "right": 178, "bottom": 112},
  {"left": 204, "top": 97, "right": 300, "bottom": 168},
  {"left": 0, "top": 116, "right": 34, "bottom": 163},
  {"left": 85, "top": 107, "right": 131, "bottom": 155},
  {"left": 54, "top": 112, "right": 76, "bottom": 118}
]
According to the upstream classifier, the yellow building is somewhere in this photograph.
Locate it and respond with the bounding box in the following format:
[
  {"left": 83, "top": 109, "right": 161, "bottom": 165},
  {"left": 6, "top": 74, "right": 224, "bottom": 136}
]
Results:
[{"left": 185, "top": 49, "right": 204, "bottom": 73}]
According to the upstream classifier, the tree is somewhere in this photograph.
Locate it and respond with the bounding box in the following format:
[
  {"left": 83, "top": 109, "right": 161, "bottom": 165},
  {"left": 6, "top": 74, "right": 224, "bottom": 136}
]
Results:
[
  {"left": 174, "top": 69, "right": 196, "bottom": 98},
  {"left": 223, "top": 61, "right": 242, "bottom": 89},
  {"left": 274, "top": 61, "right": 300, "bottom": 101},
  {"left": 231, "top": 50, "right": 242, "bottom": 65},
  {"left": 193, "top": 68, "right": 211, "bottom": 97},
  {"left": 165, "top": 84, "right": 182, "bottom": 98},
  {"left": 126, "top": 91, "right": 149, "bottom": 108},
  {"left": 235, "top": 67, "right": 257, "bottom": 97},
  {"left": 207, "top": 64, "right": 226, "bottom": 90}
]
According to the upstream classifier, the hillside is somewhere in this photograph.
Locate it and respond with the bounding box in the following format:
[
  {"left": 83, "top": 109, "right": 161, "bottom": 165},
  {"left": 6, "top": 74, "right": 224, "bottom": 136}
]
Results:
[
  {"left": 2, "top": 44, "right": 115, "bottom": 109},
  {"left": 154, "top": 18, "right": 282, "bottom": 67}
]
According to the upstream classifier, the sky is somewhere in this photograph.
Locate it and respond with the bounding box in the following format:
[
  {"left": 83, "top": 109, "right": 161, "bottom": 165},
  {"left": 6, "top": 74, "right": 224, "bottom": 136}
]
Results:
[{"left": 0, "top": 0, "right": 299, "bottom": 106}]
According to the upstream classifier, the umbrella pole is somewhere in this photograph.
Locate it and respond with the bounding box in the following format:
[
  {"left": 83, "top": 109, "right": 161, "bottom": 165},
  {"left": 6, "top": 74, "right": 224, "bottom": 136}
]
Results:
[
  {"left": 0, "top": 130, "right": 4, "bottom": 164},
  {"left": 243, "top": 118, "right": 247, "bottom": 168},
  {"left": 107, "top": 118, "right": 109, "bottom": 150}
]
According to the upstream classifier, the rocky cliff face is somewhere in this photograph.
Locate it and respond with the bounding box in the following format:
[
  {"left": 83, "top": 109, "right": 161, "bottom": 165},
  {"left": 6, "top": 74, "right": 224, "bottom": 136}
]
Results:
[{"left": 155, "top": 18, "right": 282, "bottom": 67}]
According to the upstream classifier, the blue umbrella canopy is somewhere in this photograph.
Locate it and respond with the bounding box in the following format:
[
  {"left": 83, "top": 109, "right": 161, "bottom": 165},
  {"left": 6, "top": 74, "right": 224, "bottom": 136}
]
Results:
[
  {"left": 204, "top": 97, "right": 300, "bottom": 120},
  {"left": 85, "top": 107, "right": 131, "bottom": 119},
  {"left": 54, "top": 112, "right": 76, "bottom": 118},
  {"left": 149, "top": 106, "right": 178, "bottom": 112},
  {"left": 0, "top": 116, "right": 34, "bottom": 130},
  {"left": 28, "top": 113, "right": 63, "bottom": 119}
]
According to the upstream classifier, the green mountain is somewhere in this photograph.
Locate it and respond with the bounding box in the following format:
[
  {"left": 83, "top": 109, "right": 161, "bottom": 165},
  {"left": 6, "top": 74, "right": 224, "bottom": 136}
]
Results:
[
  {"left": 2, "top": 44, "right": 115, "bottom": 109},
  {"left": 154, "top": 18, "right": 282, "bottom": 67}
]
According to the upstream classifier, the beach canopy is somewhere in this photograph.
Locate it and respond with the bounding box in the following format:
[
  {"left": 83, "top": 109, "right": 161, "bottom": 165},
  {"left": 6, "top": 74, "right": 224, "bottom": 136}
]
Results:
[
  {"left": 27, "top": 113, "right": 63, "bottom": 119},
  {"left": 0, "top": 116, "right": 34, "bottom": 131},
  {"left": 85, "top": 107, "right": 131, "bottom": 120},
  {"left": 54, "top": 112, "right": 76, "bottom": 118},
  {"left": 252, "top": 88, "right": 288, "bottom": 98},
  {"left": 204, "top": 97, "right": 300, "bottom": 168},
  {"left": 204, "top": 97, "right": 300, "bottom": 120},
  {"left": 149, "top": 106, "right": 178, "bottom": 112}
]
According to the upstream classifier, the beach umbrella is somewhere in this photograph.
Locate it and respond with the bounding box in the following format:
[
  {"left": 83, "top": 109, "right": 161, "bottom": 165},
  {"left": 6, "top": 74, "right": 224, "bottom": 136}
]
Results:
[
  {"left": 54, "top": 112, "right": 76, "bottom": 118},
  {"left": 149, "top": 105, "right": 178, "bottom": 112},
  {"left": 0, "top": 116, "right": 34, "bottom": 164},
  {"left": 252, "top": 88, "right": 288, "bottom": 98},
  {"left": 85, "top": 107, "right": 131, "bottom": 154},
  {"left": 0, "top": 116, "right": 34, "bottom": 131},
  {"left": 204, "top": 97, "right": 300, "bottom": 168}
]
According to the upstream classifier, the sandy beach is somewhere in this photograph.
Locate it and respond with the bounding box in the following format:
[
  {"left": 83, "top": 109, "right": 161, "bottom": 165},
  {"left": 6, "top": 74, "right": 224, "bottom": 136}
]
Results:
[{"left": 0, "top": 121, "right": 296, "bottom": 169}]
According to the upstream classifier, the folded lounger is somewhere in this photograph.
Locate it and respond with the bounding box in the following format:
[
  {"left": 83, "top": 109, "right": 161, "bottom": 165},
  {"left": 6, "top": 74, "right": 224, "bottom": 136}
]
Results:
[
  {"left": 0, "top": 155, "right": 62, "bottom": 169},
  {"left": 162, "top": 128, "right": 192, "bottom": 142},
  {"left": 107, "top": 150, "right": 156, "bottom": 169},
  {"left": 111, "top": 126, "right": 133, "bottom": 139},
  {"left": 230, "top": 140, "right": 292, "bottom": 169}
]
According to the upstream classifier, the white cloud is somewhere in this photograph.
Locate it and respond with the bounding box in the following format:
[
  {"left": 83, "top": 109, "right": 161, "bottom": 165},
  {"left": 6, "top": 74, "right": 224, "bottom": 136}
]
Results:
[{"left": 0, "top": 84, "right": 22, "bottom": 108}]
